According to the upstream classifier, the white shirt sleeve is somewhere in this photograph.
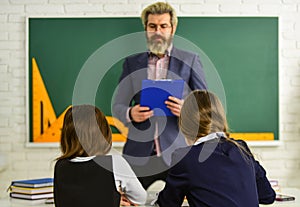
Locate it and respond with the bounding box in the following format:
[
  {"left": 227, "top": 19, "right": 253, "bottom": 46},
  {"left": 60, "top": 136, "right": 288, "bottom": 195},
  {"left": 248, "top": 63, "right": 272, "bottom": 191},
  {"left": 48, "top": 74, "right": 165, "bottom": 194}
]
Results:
[
  {"left": 112, "top": 154, "right": 147, "bottom": 205},
  {"left": 126, "top": 107, "right": 131, "bottom": 122}
]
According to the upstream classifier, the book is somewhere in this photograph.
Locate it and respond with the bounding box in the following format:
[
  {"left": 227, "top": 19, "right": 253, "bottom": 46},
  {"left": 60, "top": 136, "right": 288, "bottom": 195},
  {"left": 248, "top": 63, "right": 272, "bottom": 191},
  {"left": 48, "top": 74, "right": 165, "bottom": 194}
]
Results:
[
  {"left": 45, "top": 197, "right": 55, "bottom": 204},
  {"left": 10, "top": 185, "right": 53, "bottom": 195},
  {"left": 10, "top": 192, "right": 53, "bottom": 200},
  {"left": 275, "top": 194, "right": 295, "bottom": 201},
  {"left": 10, "top": 197, "right": 50, "bottom": 205},
  {"left": 140, "top": 79, "right": 184, "bottom": 116},
  {"left": 11, "top": 178, "right": 53, "bottom": 188}
]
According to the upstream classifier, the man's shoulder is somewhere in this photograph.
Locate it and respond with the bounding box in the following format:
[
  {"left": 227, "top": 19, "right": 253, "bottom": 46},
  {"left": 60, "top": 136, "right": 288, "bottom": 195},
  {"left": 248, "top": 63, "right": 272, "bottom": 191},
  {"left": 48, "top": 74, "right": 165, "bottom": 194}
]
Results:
[
  {"left": 124, "top": 48, "right": 197, "bottom": 59},
  {"left": 171, "top": 47, "right": 198, "bottom": 62},
  {"left": 125, "top": 52, "right": 148, "bottom": 61},
  {"left": 172, "top": 47, "right": 198, "bottom": 56}
]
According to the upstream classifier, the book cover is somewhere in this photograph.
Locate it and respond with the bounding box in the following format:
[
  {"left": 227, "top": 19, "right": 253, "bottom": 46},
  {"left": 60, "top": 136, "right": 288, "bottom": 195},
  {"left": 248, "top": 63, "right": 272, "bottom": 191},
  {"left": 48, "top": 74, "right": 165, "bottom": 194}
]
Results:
[
  {"left": 10, "top": 185, "right": 53, "bottom": 195},
  {"left": 10, "top": 192, "right": 53, "bottom": 200},
  {"left": 11, "top": 178, "right": 53, "bottom": 188},
  {"left": 140, "top": 79, "right": 184, "bottom": 116},
  {"left": 9, "top": 197, "right": 49, "bottom": 205}
]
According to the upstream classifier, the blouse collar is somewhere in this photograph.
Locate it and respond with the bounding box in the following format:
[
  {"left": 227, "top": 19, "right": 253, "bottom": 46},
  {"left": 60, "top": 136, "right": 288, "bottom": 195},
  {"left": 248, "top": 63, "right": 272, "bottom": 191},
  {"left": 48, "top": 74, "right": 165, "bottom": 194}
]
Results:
[{"left": 193, "top": 132, "right": 226, "bottom": 146}]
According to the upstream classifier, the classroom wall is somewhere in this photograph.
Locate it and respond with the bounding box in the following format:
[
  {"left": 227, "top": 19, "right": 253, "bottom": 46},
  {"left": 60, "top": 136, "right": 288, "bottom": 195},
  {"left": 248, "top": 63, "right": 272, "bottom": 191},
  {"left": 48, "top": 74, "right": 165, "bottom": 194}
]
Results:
[{"left": 0, "top": 0, "right": 300, "bottom": 198}]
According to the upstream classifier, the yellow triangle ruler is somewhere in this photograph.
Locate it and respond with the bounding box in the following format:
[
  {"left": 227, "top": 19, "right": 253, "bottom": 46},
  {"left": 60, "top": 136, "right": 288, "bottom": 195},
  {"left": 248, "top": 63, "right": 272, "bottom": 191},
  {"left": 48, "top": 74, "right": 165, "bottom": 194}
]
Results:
[{"left": 31, "top": 57, "right": 126, "bottom": 143}]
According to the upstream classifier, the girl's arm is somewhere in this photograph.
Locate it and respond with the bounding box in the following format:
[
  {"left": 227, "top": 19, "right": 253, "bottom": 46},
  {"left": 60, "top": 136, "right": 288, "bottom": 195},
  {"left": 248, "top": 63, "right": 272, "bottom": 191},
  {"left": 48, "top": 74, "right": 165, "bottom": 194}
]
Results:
[{"left": 112, "top": 155, "right": 147, "bottom": 205}]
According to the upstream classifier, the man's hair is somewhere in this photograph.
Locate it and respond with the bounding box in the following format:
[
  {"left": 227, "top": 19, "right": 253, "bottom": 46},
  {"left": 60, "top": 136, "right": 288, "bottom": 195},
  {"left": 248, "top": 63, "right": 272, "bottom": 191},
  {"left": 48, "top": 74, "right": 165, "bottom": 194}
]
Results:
[{"left": 141, "top": 2, "right": 178, "bottom": 29}]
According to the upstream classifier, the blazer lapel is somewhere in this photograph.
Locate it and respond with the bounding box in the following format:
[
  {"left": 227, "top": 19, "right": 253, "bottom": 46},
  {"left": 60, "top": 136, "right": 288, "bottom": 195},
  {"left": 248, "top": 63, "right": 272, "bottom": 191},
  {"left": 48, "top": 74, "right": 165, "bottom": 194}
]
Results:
[
  {"left": 130, "top": 53, "right": 148, "bottom": 94},
  {"left": 135, "top": 52, "right": 148, "bottom": 80},
  {"left": 168, "top": 47, "right": 183, "bottom": 79},
  {"left": 136, "top": 53, "right": 148, "bottom": 70}
]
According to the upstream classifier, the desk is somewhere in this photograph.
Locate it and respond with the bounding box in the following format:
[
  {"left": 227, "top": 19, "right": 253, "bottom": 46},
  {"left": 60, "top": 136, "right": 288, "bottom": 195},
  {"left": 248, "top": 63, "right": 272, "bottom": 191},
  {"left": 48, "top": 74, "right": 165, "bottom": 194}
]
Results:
[
  {"left": 0, "top": 198, "right": 54, "bottom": 207},
  {"left": 1, "top": 188, "right": 299, "bottom": 207},
  {"left": 260, "top": 188, "right": 300, "bottom": 207}
]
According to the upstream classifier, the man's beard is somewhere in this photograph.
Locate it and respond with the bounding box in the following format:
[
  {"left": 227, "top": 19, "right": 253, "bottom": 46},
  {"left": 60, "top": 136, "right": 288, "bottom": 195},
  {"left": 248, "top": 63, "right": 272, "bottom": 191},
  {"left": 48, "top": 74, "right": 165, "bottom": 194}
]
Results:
[{"left": 147, "top": 34, "right": 173, "bottom": 55}]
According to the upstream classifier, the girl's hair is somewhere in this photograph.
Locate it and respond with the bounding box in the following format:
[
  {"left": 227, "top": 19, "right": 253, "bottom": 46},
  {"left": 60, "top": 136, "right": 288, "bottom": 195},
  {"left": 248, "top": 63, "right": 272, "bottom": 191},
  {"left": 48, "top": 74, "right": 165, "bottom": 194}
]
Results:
[
  {"left": 141, "top": 2, "right": 178, "bottom": 29},
  {"left": 179, "top": 90, "right": 251, "bottom": 156},
  {"left": 57, "top": 105, "right": 112, "bottom": 160}
]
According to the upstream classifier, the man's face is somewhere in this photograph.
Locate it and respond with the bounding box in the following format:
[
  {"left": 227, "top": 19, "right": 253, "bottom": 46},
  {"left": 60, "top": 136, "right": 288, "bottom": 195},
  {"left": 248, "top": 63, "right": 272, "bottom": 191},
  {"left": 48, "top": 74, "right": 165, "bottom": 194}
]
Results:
[{"left": 146, "top": 13, "right": 176, "bottom": 55}]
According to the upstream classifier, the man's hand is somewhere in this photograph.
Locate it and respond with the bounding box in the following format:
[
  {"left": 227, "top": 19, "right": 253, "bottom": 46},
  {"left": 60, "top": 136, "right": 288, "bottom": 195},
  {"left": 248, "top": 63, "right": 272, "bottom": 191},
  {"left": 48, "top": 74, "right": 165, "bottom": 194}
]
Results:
[
  {"left": 130, "top": 104, "right": 153, "bottom": 122},
  {"left": 165, "top": 96, "right": 183, "bottom": 117}
]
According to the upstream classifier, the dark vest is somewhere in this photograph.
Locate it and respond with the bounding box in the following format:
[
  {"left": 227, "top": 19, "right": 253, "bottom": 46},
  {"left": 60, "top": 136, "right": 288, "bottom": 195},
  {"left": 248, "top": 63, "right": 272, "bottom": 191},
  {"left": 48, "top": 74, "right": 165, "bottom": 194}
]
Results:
[{"left": 54, "top": 155, "right": 120, "bottom": 207}]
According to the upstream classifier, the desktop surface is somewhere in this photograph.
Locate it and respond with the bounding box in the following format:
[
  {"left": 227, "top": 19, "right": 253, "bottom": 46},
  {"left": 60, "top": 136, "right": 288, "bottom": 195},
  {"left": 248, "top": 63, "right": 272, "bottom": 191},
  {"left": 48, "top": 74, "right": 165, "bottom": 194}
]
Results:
[
  {"left": 1, "top": 188, "right": 299, "bottom": 207},
  {"left": 260, "top": 188, "right": 300, "bottom": 207}
]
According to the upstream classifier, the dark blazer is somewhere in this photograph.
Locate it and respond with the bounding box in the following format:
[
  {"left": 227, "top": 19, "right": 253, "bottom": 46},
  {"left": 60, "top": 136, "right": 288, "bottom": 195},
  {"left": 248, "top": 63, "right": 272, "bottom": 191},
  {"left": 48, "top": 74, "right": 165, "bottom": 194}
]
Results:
[
  {"left": 157, "top": 138, "right": 276, "bottom": 207},
  {"left": 113, "top": 47, "right": 207, "bottom": 165}
]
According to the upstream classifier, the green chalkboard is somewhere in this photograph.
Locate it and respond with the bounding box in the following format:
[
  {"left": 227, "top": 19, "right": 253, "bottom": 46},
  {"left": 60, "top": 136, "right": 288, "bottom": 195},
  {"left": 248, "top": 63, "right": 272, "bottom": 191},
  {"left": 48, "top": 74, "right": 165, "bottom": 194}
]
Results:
[{"left": 28, "top": 17, "right": 278, "bottom": 141}]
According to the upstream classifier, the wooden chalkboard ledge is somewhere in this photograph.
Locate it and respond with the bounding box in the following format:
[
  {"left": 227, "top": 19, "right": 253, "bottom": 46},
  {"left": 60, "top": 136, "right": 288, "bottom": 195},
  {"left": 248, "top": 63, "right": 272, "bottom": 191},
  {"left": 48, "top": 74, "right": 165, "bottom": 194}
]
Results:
[
  {"left": 230, "top": 132, "right": 275, "bottom": 141},
  {"left": 25, "top": 140, "right": 281, "bottom": 148}
]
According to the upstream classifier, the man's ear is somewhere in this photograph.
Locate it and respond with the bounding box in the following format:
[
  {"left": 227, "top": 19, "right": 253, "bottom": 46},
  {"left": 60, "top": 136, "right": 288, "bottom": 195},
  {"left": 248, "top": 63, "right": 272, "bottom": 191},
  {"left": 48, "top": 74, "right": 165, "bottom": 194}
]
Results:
[{"left": 172, "top": 24, "right": 177, "bottom": 35}]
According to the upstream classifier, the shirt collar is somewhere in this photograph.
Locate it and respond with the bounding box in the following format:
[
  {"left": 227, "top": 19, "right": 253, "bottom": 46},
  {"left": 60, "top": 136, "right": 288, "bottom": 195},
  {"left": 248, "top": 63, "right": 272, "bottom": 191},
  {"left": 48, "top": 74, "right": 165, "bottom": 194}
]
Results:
[
  {"left": 193, "top": 132, "right": 226, "bottom": 146},
  {"left": 70, "top": 156, "right": 96, "bottom": 162}
]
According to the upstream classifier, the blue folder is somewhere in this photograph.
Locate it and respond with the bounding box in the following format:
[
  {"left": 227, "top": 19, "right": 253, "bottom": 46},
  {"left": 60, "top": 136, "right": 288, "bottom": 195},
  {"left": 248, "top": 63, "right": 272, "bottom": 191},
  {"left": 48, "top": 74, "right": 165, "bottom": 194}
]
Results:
[{"left": 140, "top": 79, "right": 184, "bottom": 116}]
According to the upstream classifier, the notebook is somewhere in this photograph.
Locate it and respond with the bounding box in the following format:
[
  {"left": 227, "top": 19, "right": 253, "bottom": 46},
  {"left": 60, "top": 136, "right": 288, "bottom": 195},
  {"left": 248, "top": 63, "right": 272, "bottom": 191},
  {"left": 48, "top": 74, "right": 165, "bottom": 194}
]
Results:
[
  {"left": 10, "top": 192, "right": 53, "bottom": 200},
  {"left": 10, "top": 185, "right": 53, "bottom": 194},
  {"left": 11, "top": 178, "right": 53, "bottom": 188}
]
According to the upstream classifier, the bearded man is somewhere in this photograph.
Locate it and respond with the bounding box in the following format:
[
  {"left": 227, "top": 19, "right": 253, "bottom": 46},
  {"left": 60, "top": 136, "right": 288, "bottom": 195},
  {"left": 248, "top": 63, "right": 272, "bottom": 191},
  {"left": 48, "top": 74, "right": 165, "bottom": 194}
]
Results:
[{"left": 113, "top": 2, "right": 207, "bottom": 190}]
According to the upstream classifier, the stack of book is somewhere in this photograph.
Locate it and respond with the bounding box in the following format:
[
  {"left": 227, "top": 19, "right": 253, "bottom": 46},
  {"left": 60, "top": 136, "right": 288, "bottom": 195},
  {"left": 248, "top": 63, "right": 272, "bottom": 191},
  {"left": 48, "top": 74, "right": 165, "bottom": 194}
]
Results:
[{"left": 9, "top": 178, "right": 54, "bottom": 203}]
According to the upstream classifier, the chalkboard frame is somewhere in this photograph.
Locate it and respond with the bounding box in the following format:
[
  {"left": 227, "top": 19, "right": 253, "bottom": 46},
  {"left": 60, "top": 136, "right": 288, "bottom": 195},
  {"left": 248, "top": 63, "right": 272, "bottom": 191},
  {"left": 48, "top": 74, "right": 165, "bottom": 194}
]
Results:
[{"left": 26, "top": 16, "right": 279, "bottom": 146}]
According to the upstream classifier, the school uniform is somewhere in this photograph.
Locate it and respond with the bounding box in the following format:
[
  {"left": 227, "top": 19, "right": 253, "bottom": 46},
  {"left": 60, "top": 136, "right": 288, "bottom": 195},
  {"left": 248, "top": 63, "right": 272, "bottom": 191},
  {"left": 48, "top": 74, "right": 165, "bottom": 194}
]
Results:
[
  {"left": 54, "top": 154, "right": 147, "bottom": 206},
  {"left": 156, "top": 133, "right": 276, "bottom": 207}
]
